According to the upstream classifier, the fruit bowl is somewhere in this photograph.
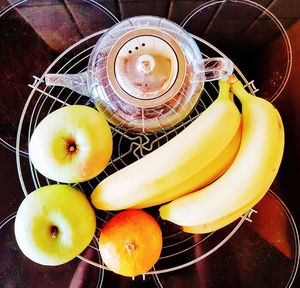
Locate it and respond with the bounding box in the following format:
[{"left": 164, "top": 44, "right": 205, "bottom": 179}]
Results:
[
  {"left": 0, "top": 0, "right": 295, "bottom": 285},
  {"left": 14, "top": 29, "right": 256, "bottom": 275}
]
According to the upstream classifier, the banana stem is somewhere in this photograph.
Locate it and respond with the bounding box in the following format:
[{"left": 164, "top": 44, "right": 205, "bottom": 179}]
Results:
[
  {"left": 228, "top": 74, "right": 254, "bottom": 102},
  {"left": 218, "top": 79, "right": 231, "bottom": 100}
]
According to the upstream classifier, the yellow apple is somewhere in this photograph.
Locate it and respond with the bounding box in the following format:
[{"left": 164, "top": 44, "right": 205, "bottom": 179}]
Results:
[
  {"left": 29, "top": 105, "right": 112, "bottom": 183},
  {"left": 14, "top": 184, "right": 96, "bottom": 266}
]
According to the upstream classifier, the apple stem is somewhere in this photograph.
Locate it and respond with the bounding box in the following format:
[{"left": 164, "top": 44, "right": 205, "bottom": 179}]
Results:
[
  {"left": 66, "top": 139, "right": 77, "bottom": 153},
  {"left": 69, "top": 145, "right": 76, "bottom": 152},
  {"left": 51, "top": 226, "right": 59, "bottom": 239}
]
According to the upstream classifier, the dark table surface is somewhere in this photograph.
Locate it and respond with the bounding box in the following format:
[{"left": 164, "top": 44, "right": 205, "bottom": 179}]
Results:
[{"left": 0, "top": 1, "right": 300, "bottom": 287}]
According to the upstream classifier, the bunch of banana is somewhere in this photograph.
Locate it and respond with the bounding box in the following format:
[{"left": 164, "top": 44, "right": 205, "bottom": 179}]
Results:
[
  {"left": 159, "top": 74, "right": 285, "bottom": 233},
  {"left": 134, "top": 120, "right": 242, "bottom": 209},
  {"left": 91, "top": 80, "right": 241, "bottom": 210}
]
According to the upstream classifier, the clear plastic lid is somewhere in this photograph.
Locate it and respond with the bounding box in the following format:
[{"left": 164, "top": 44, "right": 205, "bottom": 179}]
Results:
[{"left": 86, "top": 16, "right": 202, "bottom": 133}]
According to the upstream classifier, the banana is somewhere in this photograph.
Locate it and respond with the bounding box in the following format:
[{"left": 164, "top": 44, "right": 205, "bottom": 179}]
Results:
[
  {"left": 182, "top": 206, "right": 246, "bottom": 234},
  {"left": 91, "top": 80, "right": 241, "bottom": 210},
  {"left": 159, "top": 75, "right": 285, "bottom": 231},
  {"left": 133, "top": 119, "right": 242, "bottom": 208}
]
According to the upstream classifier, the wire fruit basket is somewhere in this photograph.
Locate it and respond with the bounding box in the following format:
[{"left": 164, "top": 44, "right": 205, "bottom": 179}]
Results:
[
  {"left": 14, "top": 28, "right": 256, "bottom": 276},
  {"left": 10, "top": 0, "right": 296, "bottom": 280},
  {"left": 0, "top": 0, "right": 296, "bottom": 286}
]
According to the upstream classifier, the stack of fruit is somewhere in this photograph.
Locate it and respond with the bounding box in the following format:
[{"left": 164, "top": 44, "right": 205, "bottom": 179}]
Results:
[{"left": 14, "top": 75, "right": 285, "bottom": 277}]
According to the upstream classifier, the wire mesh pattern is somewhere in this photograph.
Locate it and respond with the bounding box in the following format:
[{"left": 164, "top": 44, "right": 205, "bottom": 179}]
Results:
[{"left": 14, "top": 30, "right": 255, "bottom": 275}]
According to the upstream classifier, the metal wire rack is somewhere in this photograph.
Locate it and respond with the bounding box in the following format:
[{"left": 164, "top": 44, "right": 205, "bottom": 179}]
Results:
[
  {"left": 14, "top": 27, "right": 261, "bottom": 276},
  {"left": 180, "top": 0, "right": 292, "bottom": 103}
]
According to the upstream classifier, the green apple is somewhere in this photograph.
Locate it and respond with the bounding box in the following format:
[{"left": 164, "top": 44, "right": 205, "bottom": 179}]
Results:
[
  {"left": 14, "top": 184, "right": 96, "bottom": 266},
  {"left": 29, "top": 105, "right": 113, "bottom": 183}
]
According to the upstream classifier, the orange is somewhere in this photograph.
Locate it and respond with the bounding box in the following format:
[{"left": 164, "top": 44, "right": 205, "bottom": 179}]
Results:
[{"left": 99, "top": 209, "right": 163, "bottom": 277}]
